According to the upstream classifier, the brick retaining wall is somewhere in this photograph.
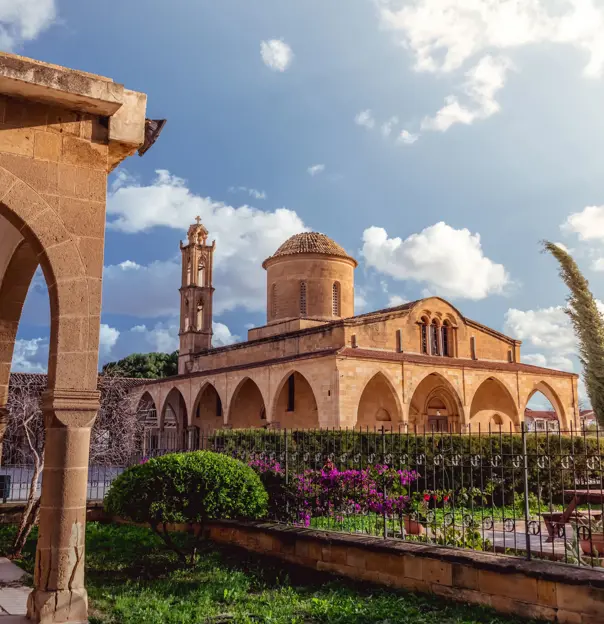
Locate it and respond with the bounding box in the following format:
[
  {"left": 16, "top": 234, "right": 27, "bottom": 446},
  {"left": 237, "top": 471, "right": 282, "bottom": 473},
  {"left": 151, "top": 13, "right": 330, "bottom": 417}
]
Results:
[{"left": 208, "top": 520, "right": 604, "bottom": 623}]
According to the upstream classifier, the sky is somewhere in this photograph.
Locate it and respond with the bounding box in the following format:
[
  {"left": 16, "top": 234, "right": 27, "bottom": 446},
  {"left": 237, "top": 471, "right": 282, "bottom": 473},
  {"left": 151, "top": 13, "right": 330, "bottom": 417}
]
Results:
[{"left": 6, "top": 0, "right": 604, "bottom": 409}]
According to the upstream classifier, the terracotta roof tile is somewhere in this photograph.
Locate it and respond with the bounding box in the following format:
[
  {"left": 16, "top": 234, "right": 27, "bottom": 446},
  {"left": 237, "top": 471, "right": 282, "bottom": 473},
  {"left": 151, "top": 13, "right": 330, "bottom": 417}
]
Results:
[
  {"left": 338, "top": 348, "right": 578, "bottom": 378},
  {"left": 265, "top": 232, "right": 357, "bottom": 265}
]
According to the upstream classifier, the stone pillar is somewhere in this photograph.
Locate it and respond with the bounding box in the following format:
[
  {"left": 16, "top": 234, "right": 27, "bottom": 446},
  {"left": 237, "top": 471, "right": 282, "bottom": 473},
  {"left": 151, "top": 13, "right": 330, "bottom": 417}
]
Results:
[{"left": 27, "top": 389, "right": 99, "bottom": 624}]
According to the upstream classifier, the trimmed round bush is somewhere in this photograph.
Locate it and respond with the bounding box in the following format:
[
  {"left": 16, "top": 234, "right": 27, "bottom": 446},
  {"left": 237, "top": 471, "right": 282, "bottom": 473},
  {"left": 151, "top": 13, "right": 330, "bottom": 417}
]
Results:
[{"left": 105, "top": 451, "right": 268, "bottom": 527}]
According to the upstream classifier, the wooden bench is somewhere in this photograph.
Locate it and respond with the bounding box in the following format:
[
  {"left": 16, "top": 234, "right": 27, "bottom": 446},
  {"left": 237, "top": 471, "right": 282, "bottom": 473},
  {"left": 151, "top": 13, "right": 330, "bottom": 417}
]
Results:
[{"left": 541, "top": 510, "right": 602, "bottom": 542}]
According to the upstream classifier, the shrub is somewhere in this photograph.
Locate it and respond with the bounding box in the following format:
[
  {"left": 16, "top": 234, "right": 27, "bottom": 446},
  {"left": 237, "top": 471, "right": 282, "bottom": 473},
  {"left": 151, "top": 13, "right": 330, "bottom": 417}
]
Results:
[{"left": 105, "top": 451, "right": 268, "bottom": 562}]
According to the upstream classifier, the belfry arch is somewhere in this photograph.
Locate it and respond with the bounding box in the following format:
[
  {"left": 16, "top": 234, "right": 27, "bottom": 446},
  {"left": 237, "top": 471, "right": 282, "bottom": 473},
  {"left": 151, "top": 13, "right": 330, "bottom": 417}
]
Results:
[
  {"left": 356, "top": 372, "right": 402, "bottom": 429},
  {"left": 272, "top": 371, "right": 319, "bottom": 429},
  {"left": 408, "top": 372, "right": 463, "bottom": 432},
  {"left": 469, "top": 377, "right": 519, "bottom": 431},
  {"left": 228, "top": 378, "right": 267, "bottom": 429}
]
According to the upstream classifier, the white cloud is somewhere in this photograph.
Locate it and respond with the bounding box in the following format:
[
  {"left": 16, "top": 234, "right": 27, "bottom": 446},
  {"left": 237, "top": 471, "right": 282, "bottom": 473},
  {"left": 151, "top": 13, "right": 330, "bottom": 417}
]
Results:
[
  {"left": 105, "top": 170, "right": 308, "bottom": 316},
  {"left": 260, "top": 39, "right": 293, "bottom": 72},
  {"left": 377, "top": 0, "right": 604, "bottom": 78},
  {"left": 228, "top": 186, "right": 267, "bottom": 200},
  {"left": 522, "top": 352, "right": 575, "bottom": 373},
  {"left": 99, "top": 324, "right": 120, "bottom": 357},
  {"left": 362, "top": 222, "right": 510, "bottom": 300},
  {"left": 592, "top": 258, "right": 604, "bottom": 271},
  {"left": 421, "top": 55, "right": 512, "bottom": 132},
  {"left": 562, "top": 205, "right": 604, "bottom": 241},
  {"left": 375, "top": 0, "right": 604, "bottom": 138},
  {"left": 398, "top": 130, "right": 419, "bottom": 145},
  {"left": 355, "top": 109, "right": 376, "bottom": 129},
  {"left": 0, "top": 0, "right": 57, "bottom": 50},
  {"left": 307, "top": 164, "right": 325, "bottom": 176},
  {"left": 10, "top": 338, "right": 48, "bottom": 373},
  {"left": 354, "top": 290, "right": 369, "bottom": 313},
  {"left": 388, "top": 295, "right": 408, "bottom": 307},
  {"left": 381, "top": 116, "right": 399, "bottom": 137},
  {"left": 504, "top": 306, "right": 576, "bottom": 353}
]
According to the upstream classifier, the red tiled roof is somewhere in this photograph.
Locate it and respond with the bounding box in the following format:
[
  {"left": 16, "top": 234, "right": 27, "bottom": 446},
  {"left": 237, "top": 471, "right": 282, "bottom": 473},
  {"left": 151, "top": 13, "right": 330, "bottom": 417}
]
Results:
[
  {"left": 525, "top": 409, "right": 558, "bottom": 421},
  {"left": 338, "top": 348, "right": 578, "bottom": 378},
  {"left": 264, "top": 232, "right": 357, "bottom": 266},
  {"left": 8, "top": 372, "right": 147, "bottom": 390}
]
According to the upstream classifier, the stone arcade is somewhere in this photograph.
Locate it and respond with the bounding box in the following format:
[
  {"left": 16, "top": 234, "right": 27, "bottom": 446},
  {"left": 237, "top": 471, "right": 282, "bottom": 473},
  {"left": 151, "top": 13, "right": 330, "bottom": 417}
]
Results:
[{"left": 135, "top": 221, "right": 580, "bottom": 441}]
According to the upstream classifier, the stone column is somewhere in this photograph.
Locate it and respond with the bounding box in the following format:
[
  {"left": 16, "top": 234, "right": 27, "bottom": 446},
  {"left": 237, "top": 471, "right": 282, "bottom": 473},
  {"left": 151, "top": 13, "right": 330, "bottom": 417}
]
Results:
[{"left": 27, "top": 389, "right": 99, "bottom": 624}]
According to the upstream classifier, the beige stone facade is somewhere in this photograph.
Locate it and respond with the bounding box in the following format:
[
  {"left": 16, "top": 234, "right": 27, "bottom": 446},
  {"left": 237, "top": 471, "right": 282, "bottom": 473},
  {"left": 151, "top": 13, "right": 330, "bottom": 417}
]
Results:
[
  {"left": 135, "top": 228, "right": 580, "bottom": 439},
  {"left": 0, "top": 53, "right": 155, "bottom": 622}
]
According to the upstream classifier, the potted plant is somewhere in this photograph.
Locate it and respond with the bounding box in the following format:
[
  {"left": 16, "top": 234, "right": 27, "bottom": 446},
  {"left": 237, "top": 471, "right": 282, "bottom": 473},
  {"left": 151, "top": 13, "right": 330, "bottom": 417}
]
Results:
[
  {"left": 576, "top": 516, "right": 604, "bottom": 557},
  {"left": 405, "top": 492, "right": 430, "bottom": 535}
]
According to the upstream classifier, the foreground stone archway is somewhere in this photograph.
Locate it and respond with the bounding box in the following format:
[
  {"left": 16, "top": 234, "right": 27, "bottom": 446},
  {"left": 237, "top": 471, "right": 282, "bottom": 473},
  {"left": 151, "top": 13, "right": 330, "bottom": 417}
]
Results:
[
  {"left": 271, "top": 370, "right": 320, "bottom": 429},
  {"left": 0, "top": 53, "right": 153, "bottom": 623},
  {"left": 228, "top": 377, "right": 266, "bottom": 428},
  {"left": 524, "top": 381, "right": 569, "bottom": 429},
  {"left": 356, "top": 372, "right": 402, "bottom": 429}
]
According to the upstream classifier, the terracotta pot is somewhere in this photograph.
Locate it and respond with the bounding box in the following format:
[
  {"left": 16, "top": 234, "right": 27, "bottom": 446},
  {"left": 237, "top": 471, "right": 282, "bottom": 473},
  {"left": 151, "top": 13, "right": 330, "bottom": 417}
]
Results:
[
  {"left": 404, "top": 515, "right": 425, "bottom": 536},
  {"left": 580, "top": 534, "right": 604, "bottom": 557}
]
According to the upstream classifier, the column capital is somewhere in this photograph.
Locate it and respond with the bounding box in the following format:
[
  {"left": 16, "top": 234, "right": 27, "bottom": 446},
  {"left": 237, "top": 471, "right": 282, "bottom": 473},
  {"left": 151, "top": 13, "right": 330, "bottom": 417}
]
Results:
[{"left": 41, "top": 388, "right": 100, "bottom": 428}]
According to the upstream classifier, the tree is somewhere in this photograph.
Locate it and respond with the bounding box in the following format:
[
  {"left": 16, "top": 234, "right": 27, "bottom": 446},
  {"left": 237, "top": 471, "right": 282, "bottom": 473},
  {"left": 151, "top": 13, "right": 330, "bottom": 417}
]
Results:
[
  {"left": 102, "top": 351, "right": 178, "bottom": 379},
  {"left": 3, "top": 373, "right": 146, "bottom": 557},
  {"left": 543, "top": 241, "right": 604, "bottom": 425}
]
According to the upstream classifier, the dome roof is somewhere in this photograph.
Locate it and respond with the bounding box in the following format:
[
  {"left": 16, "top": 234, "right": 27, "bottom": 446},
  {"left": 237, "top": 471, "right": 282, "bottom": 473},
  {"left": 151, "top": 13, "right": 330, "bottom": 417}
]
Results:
[{"left": 264, "top": 232, "right": 357, "bottom": 267}]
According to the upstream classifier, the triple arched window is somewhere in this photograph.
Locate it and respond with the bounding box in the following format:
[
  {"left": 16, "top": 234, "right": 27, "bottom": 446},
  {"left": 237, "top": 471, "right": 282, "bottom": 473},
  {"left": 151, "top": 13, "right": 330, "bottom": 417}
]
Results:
[
  {"left": 420, "top": 317, "right": 453, "bottom": 357},
  {"left": 332, "top": 282, "right": 341, "bottom": 316}
]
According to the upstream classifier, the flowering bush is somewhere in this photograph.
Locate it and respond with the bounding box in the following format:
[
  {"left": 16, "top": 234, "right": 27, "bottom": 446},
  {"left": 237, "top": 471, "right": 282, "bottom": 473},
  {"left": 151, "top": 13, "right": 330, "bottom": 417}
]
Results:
[{"left": 249, "top": 458, "right": 419, "bottom": 527}]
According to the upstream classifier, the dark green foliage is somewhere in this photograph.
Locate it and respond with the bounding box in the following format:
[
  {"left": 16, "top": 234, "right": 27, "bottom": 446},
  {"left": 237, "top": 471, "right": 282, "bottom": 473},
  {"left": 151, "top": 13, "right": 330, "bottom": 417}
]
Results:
[
  {"left": 102, "top": 351, "right": 178, "bottom": 379},
  {"left": 211, "top": 429, "right": 604, "bottom": 505},
  {"left": 543, "top": 241, "right": 604, "bottom": 425},
  {"left": 105, "top": 451, "right": 268, "bottom": 526}
]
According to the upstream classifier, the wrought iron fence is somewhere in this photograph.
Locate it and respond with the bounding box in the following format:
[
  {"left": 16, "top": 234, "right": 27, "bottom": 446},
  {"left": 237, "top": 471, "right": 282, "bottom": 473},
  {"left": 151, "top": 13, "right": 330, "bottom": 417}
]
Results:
[
  {"left": 183, "top": 424, "right": 604, "bottom": 570},
  {"left": 3, "top": 424, "right": 604, "bottom": 571}
]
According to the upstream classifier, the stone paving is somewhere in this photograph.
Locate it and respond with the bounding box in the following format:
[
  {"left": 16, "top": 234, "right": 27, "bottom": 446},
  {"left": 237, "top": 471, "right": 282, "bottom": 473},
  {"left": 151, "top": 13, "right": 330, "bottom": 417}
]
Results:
[{"left": 0, "top": 558, "right": 29, "bottom": 623}]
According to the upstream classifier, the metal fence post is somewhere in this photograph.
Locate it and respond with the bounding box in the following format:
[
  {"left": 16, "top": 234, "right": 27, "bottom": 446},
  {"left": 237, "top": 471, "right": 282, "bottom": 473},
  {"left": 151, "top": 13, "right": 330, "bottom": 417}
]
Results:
[
  {"left": 382, "top": 426, "right": 387, "bottom": 539},
  {"left": 521, "top": 423, "right": 532, "bottom": 561}
]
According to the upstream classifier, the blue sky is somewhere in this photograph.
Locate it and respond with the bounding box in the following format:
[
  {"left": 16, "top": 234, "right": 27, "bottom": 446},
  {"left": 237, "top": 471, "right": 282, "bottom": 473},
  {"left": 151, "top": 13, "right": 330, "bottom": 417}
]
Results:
[{"left": 7, "top": 1, "right": 604, "bottom": 407}]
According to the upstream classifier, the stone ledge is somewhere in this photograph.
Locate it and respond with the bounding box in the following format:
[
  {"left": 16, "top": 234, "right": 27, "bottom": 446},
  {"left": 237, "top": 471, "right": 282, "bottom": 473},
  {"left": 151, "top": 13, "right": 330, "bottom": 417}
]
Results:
[
  {"left": 212, "top": 519, "right": 604, "bottom": 589},
  {"left": 0, "top": 53, "right": 123, "bottom": 116}
]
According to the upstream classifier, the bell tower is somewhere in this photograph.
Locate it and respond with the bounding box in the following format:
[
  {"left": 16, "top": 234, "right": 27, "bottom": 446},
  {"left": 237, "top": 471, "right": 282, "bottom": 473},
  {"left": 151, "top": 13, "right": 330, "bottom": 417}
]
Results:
[{"left": 179, "top": 216, "right": 215, "bottom": 374}]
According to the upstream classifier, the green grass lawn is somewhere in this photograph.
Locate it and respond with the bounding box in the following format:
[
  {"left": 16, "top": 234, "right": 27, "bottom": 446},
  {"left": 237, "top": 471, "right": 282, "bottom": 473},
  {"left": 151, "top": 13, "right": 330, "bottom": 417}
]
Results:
[{"left": 0, "top": 522, "right": 545, "bottom": 624}]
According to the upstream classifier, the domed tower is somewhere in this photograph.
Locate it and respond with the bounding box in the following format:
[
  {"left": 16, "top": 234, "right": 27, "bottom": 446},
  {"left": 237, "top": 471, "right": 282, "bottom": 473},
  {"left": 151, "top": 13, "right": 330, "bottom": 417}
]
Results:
[{"left": 262, "top": 232, "right": 357, "bottom": 324}]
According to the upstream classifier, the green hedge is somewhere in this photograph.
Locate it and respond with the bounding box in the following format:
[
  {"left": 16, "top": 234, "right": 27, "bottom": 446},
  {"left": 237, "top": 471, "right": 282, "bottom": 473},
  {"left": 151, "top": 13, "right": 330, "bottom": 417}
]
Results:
[
  {"left": 207, "top": 429, "right": 604, "bottom": 504},
  {"left": 105, "top": 451, "right": 268, "bottom": 526}
]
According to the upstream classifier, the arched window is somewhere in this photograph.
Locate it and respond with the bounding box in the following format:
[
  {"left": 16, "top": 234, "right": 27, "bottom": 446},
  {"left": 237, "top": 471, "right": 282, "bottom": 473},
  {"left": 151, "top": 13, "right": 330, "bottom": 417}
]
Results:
[
  {"left": 441, "top": 321, "right": 450, "bottom": 357},
  {"left": 300, "top": 281, "right": 307, "bottom": 316},
  {"left": 420, "top": 318, "right": 428, "bottom": 354},
  {"left": 198, "top": 263, "right": 205, "bottom": 286},
  {"left": 196, "top": 302, "right": 203, "bottom": 330},
  {"left": 332, "top": 282, "right": 341, "bottom": 316},
  {"left": 184, "top": 297, "right": 190, "bottom": 331},
  {"left": 186, "top": 259, "right": 192, "bottom": 285},
  {"left": 271, "top": 284, "right": 277, "bottom": 318},
  {"left": 431, "top": 319, "right": 440, "bottom": 356}
]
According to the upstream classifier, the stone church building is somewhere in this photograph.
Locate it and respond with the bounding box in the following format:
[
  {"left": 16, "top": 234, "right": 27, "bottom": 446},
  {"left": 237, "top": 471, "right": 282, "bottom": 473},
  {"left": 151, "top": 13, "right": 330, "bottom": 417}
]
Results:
[{"left": 134, "top": 218, "right": 580, "bottom": 440}]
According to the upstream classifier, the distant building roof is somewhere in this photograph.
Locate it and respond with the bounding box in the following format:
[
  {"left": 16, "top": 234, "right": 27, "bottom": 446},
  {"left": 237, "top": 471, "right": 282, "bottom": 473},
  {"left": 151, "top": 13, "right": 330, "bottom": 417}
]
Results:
[
  {"left": 8, "top": 372, "right": 148, "bottom": 391},
  {"left": 263, "top": 232, "right": 357, "bottom": 267},
  {"left": 524, "top": 408, "right": 558, "bottom": 421}
]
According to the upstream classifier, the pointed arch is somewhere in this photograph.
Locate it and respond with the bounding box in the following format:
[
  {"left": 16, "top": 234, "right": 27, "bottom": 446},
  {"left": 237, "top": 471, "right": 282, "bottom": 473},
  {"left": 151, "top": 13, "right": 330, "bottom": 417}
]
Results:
[
  {"left": 160, "top": 387, "right": 188, "bottom": 451},
  {"left": 469, "top": 376, "right": 519, "bottom": 430},
  {"left": 136, "top": 391, "right": 158, "bottom": 427},
  {"left": 228, "top": 377, "right": 266, "bottom": 429},
  {"left": 408, "top": 371, "right": 464, "bottom": 432},
  {"left": 192, "top": 382, "right": 224, "bottom": 432},
  {"left": 356, "top": 371, "right": 402, "bottom": 429},
  {"left": 271, "top": 370, "right": 319, "bottom": 428},
  {"left": 524, "top": 381, "right": 568, "bottom": 429}
]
